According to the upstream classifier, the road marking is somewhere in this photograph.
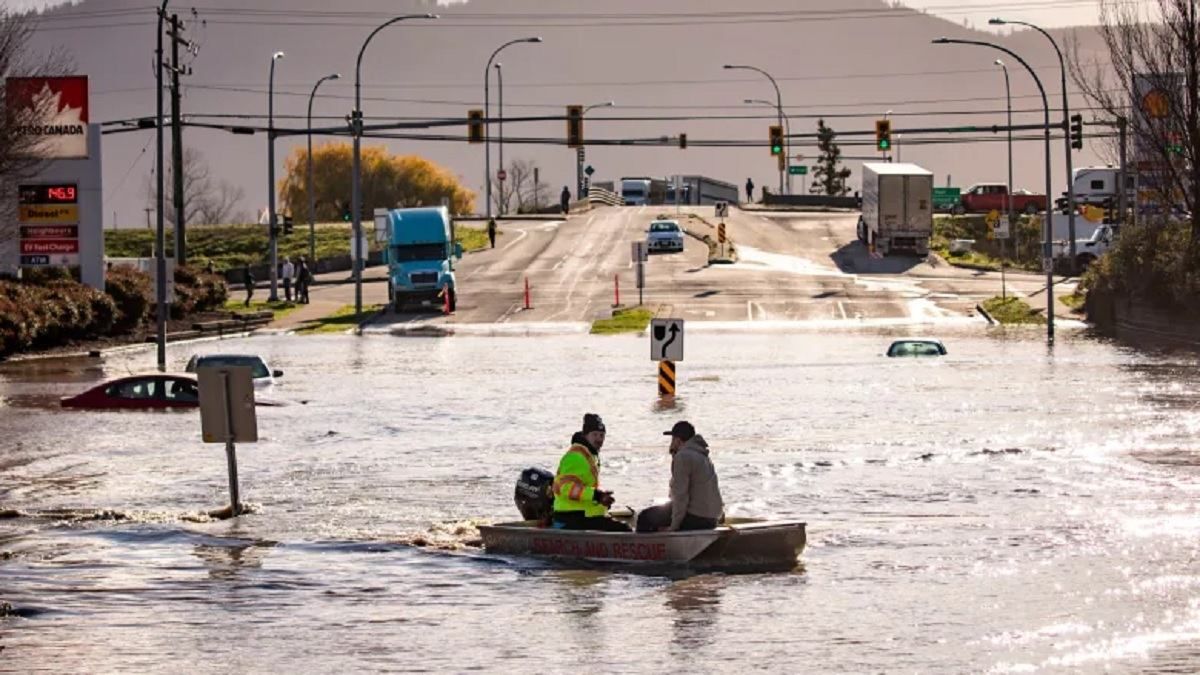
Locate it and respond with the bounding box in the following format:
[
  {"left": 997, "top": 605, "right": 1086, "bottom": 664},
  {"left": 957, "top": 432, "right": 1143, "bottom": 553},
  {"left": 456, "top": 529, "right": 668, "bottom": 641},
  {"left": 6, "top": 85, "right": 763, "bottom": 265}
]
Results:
[{"left": 838, "top": 301, "right": 847, "bottom": 320}]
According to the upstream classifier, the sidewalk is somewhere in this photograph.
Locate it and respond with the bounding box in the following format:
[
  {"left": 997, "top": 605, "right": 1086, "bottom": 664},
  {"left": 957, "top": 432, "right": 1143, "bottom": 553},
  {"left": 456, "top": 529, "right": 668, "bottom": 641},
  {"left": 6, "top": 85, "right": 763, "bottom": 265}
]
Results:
[{"left": 269, "top": 266, "right": 389, "bottom": 331}]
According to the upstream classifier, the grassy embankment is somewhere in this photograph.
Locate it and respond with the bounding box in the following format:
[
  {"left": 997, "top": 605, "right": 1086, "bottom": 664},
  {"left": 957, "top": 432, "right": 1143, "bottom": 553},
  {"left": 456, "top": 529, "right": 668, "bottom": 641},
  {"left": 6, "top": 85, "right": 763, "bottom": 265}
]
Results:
[
  {"left": 982, "top": 296, "right": 1046, "bottom": 325},
  {"left": 105, "top": 223, "right": 491, "bottom": 272},
  {"left": 591, "top": 307, "right": 653, "bottom": 335},
  {"left": 295, "top": 304, "right": 384, "bottom": 334},
  {"left": 931, "top": 214, "right": 1042, "bottom": 272}
]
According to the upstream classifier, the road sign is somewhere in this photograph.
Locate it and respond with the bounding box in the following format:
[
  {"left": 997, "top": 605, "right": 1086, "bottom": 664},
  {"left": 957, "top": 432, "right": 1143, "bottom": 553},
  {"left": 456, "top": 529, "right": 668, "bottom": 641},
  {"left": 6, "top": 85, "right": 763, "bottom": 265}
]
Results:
[
  {"left": 631, "top": 241, "right": 647, "bottom": 263},
  {"left": 497, "top": 169, "right": 507, "bottom": 182},
  {"left": 996, "top": 216, "right": 1010, "bottom": 240},
  {"left": 650, "top": 318, "right": 684, "bottom": 362},
  {"left": 932, "top": 187, "right": 961, "bottom": 211},
  {"left": 198, "top": 366, "right": 258, "bottom": 444},
  {"left": 788, "top": 165, "right": 808, "bottom": 176},
  {"left": 714, "top": 201, "right": 729, "bottom": 218},
  {"left": 658, "top": 360, "right": 676, "bottom": 397},
  {"left": 585, "top": 165, "right": 595, "bottom": 176},
  {"left": 986, "top": 209, "right": 1001, "bottom": 227},
  {"left": 718, "top": 223, "right": 727, "bottom": 244}
]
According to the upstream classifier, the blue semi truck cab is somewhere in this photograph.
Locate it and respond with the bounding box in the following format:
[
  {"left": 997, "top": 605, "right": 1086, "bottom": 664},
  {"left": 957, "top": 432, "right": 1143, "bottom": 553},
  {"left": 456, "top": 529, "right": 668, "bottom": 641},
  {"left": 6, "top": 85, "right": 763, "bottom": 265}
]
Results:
[{"left": 384, "top": 206, "right": 464, "bottom": 312}]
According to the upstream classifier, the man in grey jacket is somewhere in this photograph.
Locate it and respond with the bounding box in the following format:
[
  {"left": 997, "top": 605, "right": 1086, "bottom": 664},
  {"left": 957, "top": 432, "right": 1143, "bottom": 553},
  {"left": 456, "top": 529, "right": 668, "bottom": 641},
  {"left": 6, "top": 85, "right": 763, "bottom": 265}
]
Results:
[{"left": 635, "top": 421, "right": 725, "bottom": 533}]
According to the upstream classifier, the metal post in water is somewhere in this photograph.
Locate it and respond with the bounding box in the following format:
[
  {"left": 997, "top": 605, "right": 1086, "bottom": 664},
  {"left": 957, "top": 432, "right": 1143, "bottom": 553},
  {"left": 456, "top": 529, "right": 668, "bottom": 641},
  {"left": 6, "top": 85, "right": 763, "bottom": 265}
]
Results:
[{"left": 220, "top": 372, "right": 241, "bottom": 516}]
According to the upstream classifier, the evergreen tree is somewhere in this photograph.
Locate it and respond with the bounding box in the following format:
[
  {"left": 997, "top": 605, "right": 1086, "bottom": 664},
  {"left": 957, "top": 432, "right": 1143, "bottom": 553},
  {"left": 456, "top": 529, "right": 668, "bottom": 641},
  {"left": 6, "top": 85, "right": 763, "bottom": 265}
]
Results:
[{"left": 810, "top": 119, "right": 852, "bottom": 196}]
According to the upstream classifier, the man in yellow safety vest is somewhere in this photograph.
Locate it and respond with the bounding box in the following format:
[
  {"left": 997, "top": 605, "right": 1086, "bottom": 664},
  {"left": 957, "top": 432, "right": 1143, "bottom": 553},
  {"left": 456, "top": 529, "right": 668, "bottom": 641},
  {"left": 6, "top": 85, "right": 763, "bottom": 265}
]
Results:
[{"left": 551, "top": 413, "right": 631, "bottom": 532}]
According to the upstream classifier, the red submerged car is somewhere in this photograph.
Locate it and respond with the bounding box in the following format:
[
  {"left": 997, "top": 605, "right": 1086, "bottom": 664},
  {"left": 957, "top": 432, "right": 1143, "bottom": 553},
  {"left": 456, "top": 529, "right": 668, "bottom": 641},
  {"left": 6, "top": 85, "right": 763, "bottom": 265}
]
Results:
[{"left": 60, "top": 373, "right": 200, "bottom": 410}]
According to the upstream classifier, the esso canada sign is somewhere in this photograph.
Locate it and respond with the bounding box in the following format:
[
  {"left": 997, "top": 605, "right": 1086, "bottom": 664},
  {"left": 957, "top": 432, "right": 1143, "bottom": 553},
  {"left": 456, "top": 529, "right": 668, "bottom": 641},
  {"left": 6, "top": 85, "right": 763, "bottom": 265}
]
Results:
[{"left": 5, "top": 76, "right": 90, "bottom": 159}]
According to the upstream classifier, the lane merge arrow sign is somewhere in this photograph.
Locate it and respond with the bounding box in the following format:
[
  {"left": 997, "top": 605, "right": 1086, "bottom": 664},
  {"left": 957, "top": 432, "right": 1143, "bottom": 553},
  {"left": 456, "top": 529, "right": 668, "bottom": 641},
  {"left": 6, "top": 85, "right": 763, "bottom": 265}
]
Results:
[{"left": 650, "top": 318, "right": 684, "bottom": 362}]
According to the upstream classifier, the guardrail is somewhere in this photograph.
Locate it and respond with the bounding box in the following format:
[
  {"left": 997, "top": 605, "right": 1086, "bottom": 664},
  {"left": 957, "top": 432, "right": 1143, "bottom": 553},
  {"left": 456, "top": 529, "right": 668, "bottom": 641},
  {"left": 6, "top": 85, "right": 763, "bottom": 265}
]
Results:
[{"left": 587, "top": 187, "right": 623, "bottom": 207}]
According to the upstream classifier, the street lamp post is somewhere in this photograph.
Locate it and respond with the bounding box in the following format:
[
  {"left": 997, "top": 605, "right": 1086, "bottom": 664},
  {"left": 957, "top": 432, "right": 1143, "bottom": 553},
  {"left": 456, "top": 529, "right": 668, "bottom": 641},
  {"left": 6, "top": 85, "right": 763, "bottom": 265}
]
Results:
[
  {"left": 484, "top": 37, "right": 542, "bottom": 221},
  {"left": 996, "top": 58, "right": 1013, "bottom": 300},
  {"left": 154, "top": 0, "right": 170, "bottom": 372},
  {"left": 307, "top": 73, "right": 340, "bottom": 265},
  {"left": 884, "top": 109, "right": 893, "bottom": 162},
  {"left": 495, "top": 63, "right": 504, "bottom": 216},
  {"left": 352, "top": 13, "right": 437, "bottom": 316},
  {"left": 990, "top": 18, "right": 1078, "bottom": 261},
  {"left": 745, "top": 98, "right": 795, "bottom": 191},
  {"left": 578, "top": 101, "right": 614, "bottom": 200},
  {"left": 934, "top": 36, "right": 1055, "bottom": 344},
  {"left": 726, "top": 64, "right": 787, "bottom": 195},
  {"left": 267, "top": 50, "right": 284, "bottom": 303}
]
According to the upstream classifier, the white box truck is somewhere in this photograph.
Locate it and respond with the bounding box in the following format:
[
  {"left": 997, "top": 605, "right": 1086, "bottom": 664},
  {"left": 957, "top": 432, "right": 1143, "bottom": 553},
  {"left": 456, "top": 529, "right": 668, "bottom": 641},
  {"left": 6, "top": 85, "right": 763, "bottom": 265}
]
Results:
[{"left": 857, "top": 162, "right": 934, "bottom": 256}]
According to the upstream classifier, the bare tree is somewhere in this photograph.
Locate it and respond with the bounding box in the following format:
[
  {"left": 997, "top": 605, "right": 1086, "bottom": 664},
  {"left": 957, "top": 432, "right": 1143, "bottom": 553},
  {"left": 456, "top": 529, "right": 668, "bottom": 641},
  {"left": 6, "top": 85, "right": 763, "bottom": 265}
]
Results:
[
  {"left": 1070, "top": 0, "right": 1200, "bottom": 242},
  {"left": 144, "top": 146, "right": 245, "bottom": 226},
  {"left": 507, "top": 159, "right": 551, "bottom": 214},
  {"left": 0, "top": 10, "right": 74, "bottom": 249}
]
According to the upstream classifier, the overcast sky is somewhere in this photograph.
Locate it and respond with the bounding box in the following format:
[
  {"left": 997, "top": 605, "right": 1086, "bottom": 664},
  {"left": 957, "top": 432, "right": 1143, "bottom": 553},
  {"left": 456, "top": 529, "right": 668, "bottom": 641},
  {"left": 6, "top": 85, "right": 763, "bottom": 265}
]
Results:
[{"left": 8, "top": 0, "right": 1103, "bottom": 28}]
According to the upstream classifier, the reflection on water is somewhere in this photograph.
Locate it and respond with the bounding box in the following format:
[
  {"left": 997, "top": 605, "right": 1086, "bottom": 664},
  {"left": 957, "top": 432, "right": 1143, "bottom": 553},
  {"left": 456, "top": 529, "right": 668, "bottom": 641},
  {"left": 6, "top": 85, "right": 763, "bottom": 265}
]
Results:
[
  {"left": 665, "top": 575, "right": 725, "bottom": 653},
  {"left": 2, "top": 330, "right": 1200, "bottom": 672}
]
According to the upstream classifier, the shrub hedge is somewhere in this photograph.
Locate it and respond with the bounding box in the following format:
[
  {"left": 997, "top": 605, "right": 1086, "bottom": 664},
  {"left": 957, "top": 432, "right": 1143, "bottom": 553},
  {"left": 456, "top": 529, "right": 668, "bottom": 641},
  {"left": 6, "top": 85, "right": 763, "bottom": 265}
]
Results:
[{"left": 0, "top": 266, "right": 229, "bottom": 357}]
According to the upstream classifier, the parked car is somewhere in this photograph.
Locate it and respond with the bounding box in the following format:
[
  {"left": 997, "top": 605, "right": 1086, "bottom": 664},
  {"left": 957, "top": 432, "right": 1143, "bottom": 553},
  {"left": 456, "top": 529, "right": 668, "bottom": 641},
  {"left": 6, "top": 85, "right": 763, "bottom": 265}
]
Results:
[
  {"left": 886, "top": 339, "right": 947, "bottom": 357},
  {"left": 646, "top": 220, "right": 684, "bottom": 253},
  {"left": 185, "top": 354, "right": 282, "bottom": 389},
  {"left": 61, "top": 373, "right": 200, "bottom": 410}
]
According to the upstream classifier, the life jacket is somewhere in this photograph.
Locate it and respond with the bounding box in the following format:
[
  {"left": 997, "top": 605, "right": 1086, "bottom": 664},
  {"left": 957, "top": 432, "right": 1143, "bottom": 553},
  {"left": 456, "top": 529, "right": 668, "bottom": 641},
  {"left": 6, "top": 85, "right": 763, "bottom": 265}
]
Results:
[{"left": 551, "top": 442, "right": 606, "bottom": 517}]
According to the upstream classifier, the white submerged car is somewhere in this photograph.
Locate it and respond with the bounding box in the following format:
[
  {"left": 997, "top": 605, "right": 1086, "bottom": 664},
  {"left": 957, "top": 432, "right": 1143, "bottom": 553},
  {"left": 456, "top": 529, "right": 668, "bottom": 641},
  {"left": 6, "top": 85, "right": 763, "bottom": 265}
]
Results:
[{"left": 646, "top": 220, "right": 684, "bottom": 253}]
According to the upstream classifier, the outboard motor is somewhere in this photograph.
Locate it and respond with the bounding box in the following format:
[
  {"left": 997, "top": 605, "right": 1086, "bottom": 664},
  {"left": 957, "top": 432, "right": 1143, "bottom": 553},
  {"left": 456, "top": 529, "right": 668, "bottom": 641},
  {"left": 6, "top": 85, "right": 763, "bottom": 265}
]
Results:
[{"left": 515, "top": 467, "right": 555, "bottom": 523}]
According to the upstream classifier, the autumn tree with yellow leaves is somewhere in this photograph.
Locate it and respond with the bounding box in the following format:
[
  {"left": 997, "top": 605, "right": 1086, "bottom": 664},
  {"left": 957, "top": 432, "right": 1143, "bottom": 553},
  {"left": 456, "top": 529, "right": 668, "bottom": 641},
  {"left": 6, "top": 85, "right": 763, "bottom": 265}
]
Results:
[{"left": 279, "top": 143, "right": 475, "bottom": 221}]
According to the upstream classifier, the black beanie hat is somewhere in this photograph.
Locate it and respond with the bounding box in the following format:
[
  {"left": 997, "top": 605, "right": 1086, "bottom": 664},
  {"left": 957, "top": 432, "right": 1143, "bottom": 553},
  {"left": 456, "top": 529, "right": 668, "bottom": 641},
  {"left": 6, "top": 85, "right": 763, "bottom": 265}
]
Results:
[{"left": 582, "top": 413, "right": 606, "bottom": 434}]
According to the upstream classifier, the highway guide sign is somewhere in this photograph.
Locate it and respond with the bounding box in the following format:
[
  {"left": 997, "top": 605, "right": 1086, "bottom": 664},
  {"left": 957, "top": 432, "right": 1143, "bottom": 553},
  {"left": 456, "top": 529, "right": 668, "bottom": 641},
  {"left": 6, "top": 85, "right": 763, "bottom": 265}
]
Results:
[{"left": 650, "top": 318, "right": 684, "bottom": 362}]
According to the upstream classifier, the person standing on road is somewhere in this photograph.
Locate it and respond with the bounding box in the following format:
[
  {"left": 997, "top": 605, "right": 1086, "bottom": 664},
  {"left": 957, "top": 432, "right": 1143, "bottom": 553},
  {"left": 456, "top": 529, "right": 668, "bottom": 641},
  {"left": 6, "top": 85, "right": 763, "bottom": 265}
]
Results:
[
  {"left": 281, "top": 257, "right": 295, "bottom": 303},
  {"left": 551, "top": 413, "right": 630, "bottom": 532},
  {"left": 560, "top": 186, "right": 571, "bottom": 215},
  {"left": 745, "top": 178, "right": 755, "bottom": 203},
  {"left": 296, "top": 257, "right": 311, "bottom": 304},
  {"left": 242, "top": 265, "right": 255, "bottom": 307},
  {"left": 635, "top": 421, "right": 724, "bottom": 533},
  {"left": 487, "top": 218, "right": 497, "bottom": 249}
]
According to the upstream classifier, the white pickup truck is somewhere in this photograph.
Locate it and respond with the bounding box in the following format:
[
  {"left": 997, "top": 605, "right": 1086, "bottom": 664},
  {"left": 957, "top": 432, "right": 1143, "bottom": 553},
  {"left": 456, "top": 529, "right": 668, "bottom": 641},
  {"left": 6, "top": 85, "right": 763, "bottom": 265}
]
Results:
[{"left": 1053, "top": 223, "right": 1115, "bottom": 271}]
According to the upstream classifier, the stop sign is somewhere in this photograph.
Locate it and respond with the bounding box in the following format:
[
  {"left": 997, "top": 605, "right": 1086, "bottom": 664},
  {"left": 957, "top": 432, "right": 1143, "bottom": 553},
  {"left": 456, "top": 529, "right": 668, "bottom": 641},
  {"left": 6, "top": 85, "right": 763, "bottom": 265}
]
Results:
[{"left": 497, "top": 169, "right": 507, "bottom": 182}]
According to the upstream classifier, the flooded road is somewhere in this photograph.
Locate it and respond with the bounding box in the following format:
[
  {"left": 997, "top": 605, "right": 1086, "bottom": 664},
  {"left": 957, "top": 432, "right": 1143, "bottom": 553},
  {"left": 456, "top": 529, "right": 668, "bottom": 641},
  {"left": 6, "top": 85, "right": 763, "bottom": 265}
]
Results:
[{"left": 2, "top": 328, "right": 1200, "bottom": 673}]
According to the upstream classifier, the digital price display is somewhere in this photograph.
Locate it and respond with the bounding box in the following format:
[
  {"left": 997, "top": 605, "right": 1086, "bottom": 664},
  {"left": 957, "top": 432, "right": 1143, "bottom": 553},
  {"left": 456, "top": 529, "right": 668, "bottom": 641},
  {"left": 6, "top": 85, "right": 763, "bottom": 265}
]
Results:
[{"left": 19, "top": 184, "right": 78, "bottom": 205}]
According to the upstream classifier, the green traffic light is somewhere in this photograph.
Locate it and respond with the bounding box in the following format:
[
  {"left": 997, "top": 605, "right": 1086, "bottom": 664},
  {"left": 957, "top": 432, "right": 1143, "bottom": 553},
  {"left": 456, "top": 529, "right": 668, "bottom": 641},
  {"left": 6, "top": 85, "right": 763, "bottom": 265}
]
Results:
[
  {"left": 878, "top": 140, "right": 891, "bottom": 150},
  {"left": 771, "top": 145, "right": 782, "bottom": 155}
]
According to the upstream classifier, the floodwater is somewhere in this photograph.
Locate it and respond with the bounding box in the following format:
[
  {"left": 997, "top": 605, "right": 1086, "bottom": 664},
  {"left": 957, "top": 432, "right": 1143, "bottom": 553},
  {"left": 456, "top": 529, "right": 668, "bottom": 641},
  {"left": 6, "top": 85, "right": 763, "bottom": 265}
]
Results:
[{"left": 2, "top": 327, "right": 1200, "bottom": 673}]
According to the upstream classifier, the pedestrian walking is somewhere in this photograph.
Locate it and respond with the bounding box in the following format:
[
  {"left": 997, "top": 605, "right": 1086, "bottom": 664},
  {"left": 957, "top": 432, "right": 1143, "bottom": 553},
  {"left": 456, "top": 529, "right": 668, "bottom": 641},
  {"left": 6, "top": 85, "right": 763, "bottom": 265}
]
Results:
[
  {"left": 243, "top": 265, "right": 255, "bottom": 307},
  {"left": 281, "top": 257, "right": 295, "bottom": 303},
  {"left": 745, "top": 178, "right": 755, "bottom": 203},
  {"left": 560, "top": 186, "right": 571, "bottom": 215},
  {"left": 297, "top": 258, "right": 312, "bottom": 304},
  {"left": 487, "top": 218, "right": 497, "bottom": 249}
]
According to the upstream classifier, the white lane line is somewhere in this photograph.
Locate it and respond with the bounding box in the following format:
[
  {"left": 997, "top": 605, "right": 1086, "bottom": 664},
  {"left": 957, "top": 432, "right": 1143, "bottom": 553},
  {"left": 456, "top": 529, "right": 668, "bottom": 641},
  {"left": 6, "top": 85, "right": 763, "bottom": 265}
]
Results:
[
  {"left": 838, "top": 301, "right": 848, "bottom": 320},
  {"left": 746, "top": 301, "right": 754, "bottom": 321},
  {"left": 501, "top": 226, "right": 530, "bottom": 251}
]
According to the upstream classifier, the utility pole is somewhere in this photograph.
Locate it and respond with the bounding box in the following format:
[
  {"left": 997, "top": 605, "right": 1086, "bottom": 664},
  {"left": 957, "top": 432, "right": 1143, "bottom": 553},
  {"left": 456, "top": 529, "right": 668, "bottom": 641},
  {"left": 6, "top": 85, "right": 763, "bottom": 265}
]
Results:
[
  {"left": 167, "top": 13, "right": 192, "bottom": 265},
  {"left": 1118, "top": 115, "right": 1128, "bottom": 225}
]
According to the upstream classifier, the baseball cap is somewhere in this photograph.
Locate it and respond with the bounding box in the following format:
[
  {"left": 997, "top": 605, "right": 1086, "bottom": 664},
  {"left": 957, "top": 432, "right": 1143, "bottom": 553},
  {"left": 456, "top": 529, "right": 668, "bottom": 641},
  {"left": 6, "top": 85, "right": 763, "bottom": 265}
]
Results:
[{"left": 663, "top": 421, "right": 695, "bottom": 440}]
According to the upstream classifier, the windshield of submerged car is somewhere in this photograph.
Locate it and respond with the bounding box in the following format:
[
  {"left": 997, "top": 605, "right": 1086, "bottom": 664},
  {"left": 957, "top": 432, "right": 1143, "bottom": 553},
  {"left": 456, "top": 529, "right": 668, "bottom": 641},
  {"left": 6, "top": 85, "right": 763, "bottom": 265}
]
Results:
[{"left": 190, "top": 356, "right": 270, "bottom": 379}]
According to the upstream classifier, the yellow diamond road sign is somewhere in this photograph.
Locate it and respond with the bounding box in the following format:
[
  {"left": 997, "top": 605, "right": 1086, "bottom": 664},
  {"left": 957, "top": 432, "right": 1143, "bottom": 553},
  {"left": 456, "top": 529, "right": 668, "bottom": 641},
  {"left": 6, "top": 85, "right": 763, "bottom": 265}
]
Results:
[{"left": 986, "top": 210, "right": 1000, "bottom": 228}]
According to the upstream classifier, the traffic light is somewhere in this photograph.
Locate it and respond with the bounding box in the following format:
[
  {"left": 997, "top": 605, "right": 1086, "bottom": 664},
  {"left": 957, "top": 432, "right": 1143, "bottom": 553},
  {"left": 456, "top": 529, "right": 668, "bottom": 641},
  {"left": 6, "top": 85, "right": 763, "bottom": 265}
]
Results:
[
  {"left": 1069, "top": 113, "right": 1083, "bottom": 150},
  {"left": 1055, "top": 193, "right": 1071, "bottom": 215},
  {"left": 341, "top": 202, "right": 352, "bottom": 222},
  {"left": 769, "top": 125, "right": 783, "bottom": 155},
  {"left": 282, "top": 215, "right": 294, "bottom": 236},
  {"left": 566, "top": 105, "right": 584, "bottom": 148},
  {"left": 467, "top": 109, "right": 484, "bottom": 144},
  {"left": 1168, "top": 133, "right": 1185, "bottom": 155},
  {"left": 679, "top": 133, "right": 687, "bottom": 150},
  {"left": 875, "top": 119, "right": 892, "bottom": 152}
]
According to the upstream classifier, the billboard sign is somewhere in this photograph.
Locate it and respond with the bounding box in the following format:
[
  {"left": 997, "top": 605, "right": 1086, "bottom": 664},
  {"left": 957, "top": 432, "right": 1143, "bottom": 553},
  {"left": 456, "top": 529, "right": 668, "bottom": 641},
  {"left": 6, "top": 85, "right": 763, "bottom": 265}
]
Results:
[{"left": 5, "top": 76, "right": 89, "bottom": 159}]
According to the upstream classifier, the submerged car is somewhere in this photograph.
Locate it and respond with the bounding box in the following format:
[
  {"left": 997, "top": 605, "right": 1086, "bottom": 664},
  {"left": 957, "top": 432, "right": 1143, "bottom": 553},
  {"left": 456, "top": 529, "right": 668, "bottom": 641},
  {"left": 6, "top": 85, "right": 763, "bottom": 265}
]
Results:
[
  {"left": 185, "top": 354, "right": 282, "bottom": 389},
  {"left": 61, "top": 373, "right": 200, "bottom": 410},
  {"left": 886, "top": 339, "right": 947, "bottom": 357},
  {"left": 646, "top": 220, "right": 685, "bottom": 253}
]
